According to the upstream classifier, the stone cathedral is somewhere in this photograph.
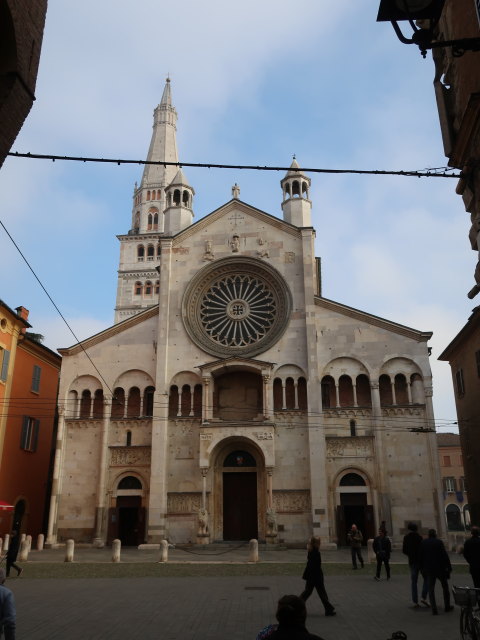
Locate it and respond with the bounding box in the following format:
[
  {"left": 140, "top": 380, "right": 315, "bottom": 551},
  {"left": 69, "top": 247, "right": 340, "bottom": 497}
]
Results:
[{"left": 46, "top": 80, "right": 445, "bottom": 548}]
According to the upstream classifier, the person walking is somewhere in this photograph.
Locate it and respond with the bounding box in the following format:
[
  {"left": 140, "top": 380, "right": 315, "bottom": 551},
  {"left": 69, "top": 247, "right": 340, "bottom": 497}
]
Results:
[
  {"left": 420, "top": 528, "right": 453, "bottom": 615},
  {"left": 373, "top": 528, "right": 391, "bottom": 581},
  {"left": 0, "top": 568, "right": 16, "bottom": 639},
  {"left": 463, "top": 525, "right": 480, "bottom": 588},
  {"left": 5, "top": 532, "right": 22, "bottom": 578},
  {"left": 347, "top": 524, "right": 364, "bottom": 569},
  {"left": 402, "top": 522, "right": 429, "bottom": 607},
  {"left": 268, "top": 595, "right": 327, "bottom": 640},
  {"left": 299, "top": 536, "right": 336, "bottom": 616}
]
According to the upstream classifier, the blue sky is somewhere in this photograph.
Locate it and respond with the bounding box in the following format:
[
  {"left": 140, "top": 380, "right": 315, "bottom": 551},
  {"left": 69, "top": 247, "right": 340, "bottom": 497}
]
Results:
[{"left": 0, "top": 0, "right": 475, "bottom": 429}]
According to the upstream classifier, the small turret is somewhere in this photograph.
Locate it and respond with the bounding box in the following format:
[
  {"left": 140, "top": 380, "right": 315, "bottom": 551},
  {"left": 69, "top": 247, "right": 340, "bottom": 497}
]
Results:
[
  {"left": 281, "top": 157, "right": 312, "bottom": 227},
  {"left": 164, "top": 168, "right": 195, "bottom": 235}
]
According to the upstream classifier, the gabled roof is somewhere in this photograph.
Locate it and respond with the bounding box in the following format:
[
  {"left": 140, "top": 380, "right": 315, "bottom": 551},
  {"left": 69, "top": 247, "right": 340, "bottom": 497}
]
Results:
[
  {"left": 170, "top": 198, "right": 309, "bottom": 243},
  {"left": 315, "top": 296, "right": 432, "bottom": 341},
  {"left": 438, "top": 306, "right": 480, "bottom": 361},
  {"left": 58, "top": 305, "right": 159, "bottom": 356},
  {"left": 437, "top": 432, "right": 461, "bottom": 447}
]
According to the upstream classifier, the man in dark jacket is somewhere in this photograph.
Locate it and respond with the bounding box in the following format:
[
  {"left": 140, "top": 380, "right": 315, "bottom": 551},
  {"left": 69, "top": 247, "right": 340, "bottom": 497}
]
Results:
[
  {"left": 269, "top": 595, "right": 326, "bottom": 640},
  {"left": 463, "top": 525, "right": 480, "bottom": 588},
  {"left": 420, "top": 528, "right": 453, "bottom": 615},
  {"left": 299, "top": 537, "right": 335, "bottom": 616},
  {"left": 5, "top": 532, "right": 22, "bottom": 578},
  {"left": 373, "top": 528, "right": 391, "bottom": 580},
  {"left": 402, "top": 522, "right": 429, "bottom": 606}
]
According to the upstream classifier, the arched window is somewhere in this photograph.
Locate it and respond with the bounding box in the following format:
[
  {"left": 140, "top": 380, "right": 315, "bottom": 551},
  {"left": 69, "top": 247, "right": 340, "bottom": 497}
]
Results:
[
  {"left": 126, "top": 430, "right": 132, "bottom": 446},
  {"left": 153, "top": 212, "right": 158, "bottom": 229},
  {"left": 292, "top": 180, "right": 300, "bottom": 197},
  {"left": 339, "top": 375, "right": 354, "bottom": 407},
  {"left": 321, "top": 375, "right": 335, "bottom": 408},
  {"left": 68, "top": 390, "right": 78, "bottom": 418},
  {"left": 147, "top": 245, "right": 155, "bottom": 261},
  {"left": 80, "top": 390, "right": 91, "bottom": 418},
  {"left": 157, "top": 190, "right": 161, "bottom": 199},
  {"left": 395, "top": 374, "right": 408, "bottom": 404},
  {"left": 379, "top": 374, "right": 393, "bottom": 405},
  {"left": 145, "top": 281, "right": 152, "bottom": 295},
  {"left": 224, "top": 451, "right": 256, "bottom": 467},
  {"left": 127, "top": 387, "right": 141, "bottom": 418},
  {"left": 111, "top": 387, "right": 125, "bottom": 418},
  {"left": 169, "top": 385, "right": 179, "bottom": 417},
  {"left": 137, "top": 245, "right": 145, "bottom": 261},
  {"left": 147, "top": 190, "right": 151, "bottom": 201},
  {"left": 285, "top": 377, "right": 295, "bottom": 409},
  {"left": 92, "top": 389, "right": 104, "bottom": 419},
  {"left": 302, "top": 181, "right": 308, "bottom": 198},
  {"left": 273, "top": 378, "right": 283, "bottom": 410},
  {"left": 147, "top": 214, "right": 153, "bottom": 230},
  {"left": 340, "top": 473, "right": 366, "bottom": 486},
  {"left": 181, "top": 384, "right": 191, "bottom": 416},
  {"left": 118, "top": 476, "right": 142, "bottom": 490},
  {"left": 193, "top": 384, "right": 202, "bottom": 417},
  {"left": 182, "top": 190, "right": 189, "bottom": 206},
  {"left": 285, "top": 183, "right": 291, "bottom": 199},
  {"left": 173, "top": 189, "right": 181, "bottom": 205},
  {"left": 356, "top": 374, "right": 371, "bottom": 407},
  {"left": 144, "top": 386, "right": 155, "bottom": 417},
  {"left": 155, "top": 280, "right": 160, "bottom": 294},
  {"left": 446, "top": 504, "right": 462, "bottom": 531},
  {"left": 298, "top": 377, "right": 308, "bottom": 410},
  {"left": 135, "top": 281, "right": 142, "bottom": 295},
  {"left": 350, "top": 420, "right": 356, "bottom": 437}
]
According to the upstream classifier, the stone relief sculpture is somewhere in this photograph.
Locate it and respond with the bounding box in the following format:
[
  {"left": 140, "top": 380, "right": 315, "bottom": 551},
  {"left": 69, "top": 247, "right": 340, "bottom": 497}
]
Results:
[
  {"left": 232, "top": 183, "right": 241, "bottom": 199},
  {"left": 203, "top": 239, "right": 215, "bottom": 261},
  {"left": 266, "top": 507, "right": 278, "bottom": 536},
  {"left": 273, "top": 491, "right": 310, "bottom": 513},
  {"left": 230, "top": 234, "right": 240, "bottom": 252},
  {"left": 198, "top": 508, "right": 209, "bottom": 535},
  {"left": 110, "top": 446, "right": 151, "bottom": 466}
]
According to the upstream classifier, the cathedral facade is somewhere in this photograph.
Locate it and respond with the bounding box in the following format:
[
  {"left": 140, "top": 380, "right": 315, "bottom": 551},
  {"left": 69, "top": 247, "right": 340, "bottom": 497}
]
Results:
[{"left": 46, "top": 81, "right": 445, "bottom": 547}]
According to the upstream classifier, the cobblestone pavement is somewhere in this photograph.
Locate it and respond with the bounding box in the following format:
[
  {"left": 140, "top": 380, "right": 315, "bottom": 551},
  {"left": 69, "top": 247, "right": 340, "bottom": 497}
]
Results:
[{"left": 4, "top": 547, "right": 472, "bottom": 640}]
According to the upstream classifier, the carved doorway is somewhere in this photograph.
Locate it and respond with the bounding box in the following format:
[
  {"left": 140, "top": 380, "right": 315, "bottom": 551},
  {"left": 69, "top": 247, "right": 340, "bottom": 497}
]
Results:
[
  {"left": 223, "top": 471, "right": 258, "bottom": 540},
  {"left": 108, "top": 476, "right": 146, "bottom": 546}
]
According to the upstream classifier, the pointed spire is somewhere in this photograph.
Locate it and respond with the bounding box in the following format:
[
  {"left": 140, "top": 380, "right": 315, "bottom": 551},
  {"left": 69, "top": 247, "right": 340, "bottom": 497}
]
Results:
[
  {"left": 170, "top": 168, "right": 192, "bottom": 187},
  {"left": 286, "top": 156, "right": 301, "bottom": 176},
  {"left": 160, "top": 76, "right": 172, "bottom": 106}
]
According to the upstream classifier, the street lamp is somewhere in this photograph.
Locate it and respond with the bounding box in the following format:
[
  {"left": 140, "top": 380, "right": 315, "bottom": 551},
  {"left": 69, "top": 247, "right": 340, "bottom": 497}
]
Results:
[{"left": 377, "top": 0, "right": 480, "bottom": 58}]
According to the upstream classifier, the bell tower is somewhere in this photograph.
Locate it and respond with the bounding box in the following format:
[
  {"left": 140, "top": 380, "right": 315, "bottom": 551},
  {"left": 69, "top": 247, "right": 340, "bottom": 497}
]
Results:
[
  {"left": 281, "top": 157, "right": 312, "bottom": 227},
  {"left": 164, "top": 169, "right": 195, "bottom": 235}
]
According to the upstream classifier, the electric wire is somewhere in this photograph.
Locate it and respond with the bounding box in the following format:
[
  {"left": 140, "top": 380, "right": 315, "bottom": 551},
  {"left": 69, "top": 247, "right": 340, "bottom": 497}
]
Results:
[
  {"left": 7, "top": 151, "right": 462, "bottom": 179},
  {"left": 0, "top": 218, "right": 114, "bottom": 397}
]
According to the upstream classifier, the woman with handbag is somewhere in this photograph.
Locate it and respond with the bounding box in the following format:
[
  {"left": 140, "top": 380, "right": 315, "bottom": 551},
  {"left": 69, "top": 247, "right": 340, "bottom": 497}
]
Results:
[{"left": 299, "top": 536, "right": 336, "bottom": 616}]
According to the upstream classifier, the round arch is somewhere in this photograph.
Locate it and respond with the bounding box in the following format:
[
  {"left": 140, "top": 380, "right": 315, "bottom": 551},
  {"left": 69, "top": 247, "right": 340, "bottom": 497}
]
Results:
[{"left": 333, "top": 468, "right": 375, "bottom": 546}]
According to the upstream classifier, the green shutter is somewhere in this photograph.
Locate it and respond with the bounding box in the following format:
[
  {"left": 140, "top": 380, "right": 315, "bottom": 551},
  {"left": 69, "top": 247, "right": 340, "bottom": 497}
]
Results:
[{"left": 0, "top": 349, "right": 10, "bottom": 381}]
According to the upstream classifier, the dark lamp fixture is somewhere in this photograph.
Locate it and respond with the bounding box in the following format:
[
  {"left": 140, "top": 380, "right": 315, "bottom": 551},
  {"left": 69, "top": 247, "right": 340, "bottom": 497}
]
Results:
[{"left": 377, "top": 0, "right": 480, "bottom": 58}]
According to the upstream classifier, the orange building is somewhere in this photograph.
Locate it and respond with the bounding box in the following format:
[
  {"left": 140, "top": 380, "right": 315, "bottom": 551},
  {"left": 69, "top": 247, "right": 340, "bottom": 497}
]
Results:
[
  {"left": 0, "top": 300, "right": 61, "bottom": 536},
  {"left": 437, "top": 432, "right": 469, "bottom": 532}
]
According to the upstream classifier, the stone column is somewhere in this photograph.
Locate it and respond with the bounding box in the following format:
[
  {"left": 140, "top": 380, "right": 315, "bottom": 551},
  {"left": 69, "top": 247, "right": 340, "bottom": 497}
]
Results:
[
  {"left": 335, "top": 383, "right": 340, "bottom": 408},
  {"left": 201, "top": 467, "right": 208, "bottom": 510},
  {"left": 281, "top": 380, "right": 287, "bottom": 410},
  {"left": 294, "top": 381, "right": 299, "bottom": 410},
  {"left": 406, "top": 381, "right": 412, "bottom": 404},
  {"left": 202, "top": 376, "right": 212, "bottom": 421},
  {"left": 352, "top": 384, "right": 358, "bottom": 407},
  {"left": 189, "top": 386, "right": 194, "bottom": 417},
  {"left": 263, "top": 375, "right": 271, "bottom": 419},
  {"left": 266, "top": 467, "right": 273, "bottom": 509},
  {"left": 390, "top": 380, "right": 397, "bottom": 405},
  {"left": 177, "top": 388, "right": 183, "bottom": 417},
  {"left": 93, "top": 396, "right": 112, "bottom": 546},
  {"left": 46, "top": 405, "right": 67, "bottom": 546}
]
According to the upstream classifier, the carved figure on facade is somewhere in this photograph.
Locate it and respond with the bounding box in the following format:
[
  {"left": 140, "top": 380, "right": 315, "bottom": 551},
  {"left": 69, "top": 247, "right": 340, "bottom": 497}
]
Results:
[
  {"left": 232, "top": 183, "right": 241, "bottom": 199},
  {"left": 326, "top": 437, "right": 373, "bottom": 457},
  {"left": 110, "top": 446, "right": 151, "bottom": 466},
  {"left": 230, "top": 234, "right": 240, "bottom": 252},
  {"left": 198, "top": 508, "right": 209, "bottom": 536},
  {"left": 203, "top": 239, "right": 215, "bottom": 261},
  {"left": 266, "top": 507, "right": 278, "bottom": 536},
  {"left": 167, "top": 492, "right": 202, "bottom": 514},
  {"left": 285, "top": 252, "right": 295, "bottom": 263},
  {"left": 273, "top": 491, "right": 310, "bottom": 513}
]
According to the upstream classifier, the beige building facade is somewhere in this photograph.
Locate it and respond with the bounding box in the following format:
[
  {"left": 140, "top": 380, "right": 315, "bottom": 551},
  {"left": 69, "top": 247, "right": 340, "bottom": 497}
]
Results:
[{"left": 47, "top": 81, "right": 445, "bottom": 548}]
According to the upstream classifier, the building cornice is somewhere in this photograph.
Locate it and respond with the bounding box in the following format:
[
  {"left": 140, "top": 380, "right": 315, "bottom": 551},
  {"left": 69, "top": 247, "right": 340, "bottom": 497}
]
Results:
[{"left": 314, "top": 296, "right": 432, "bottom": 341}]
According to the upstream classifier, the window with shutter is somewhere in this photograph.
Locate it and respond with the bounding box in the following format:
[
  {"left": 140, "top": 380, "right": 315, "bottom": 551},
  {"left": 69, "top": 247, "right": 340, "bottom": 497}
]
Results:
[
  {"left": 20, "top": 416, "right": 40, "bottom": 452},
  {"left": 0, "top": 349, "right": 10, "bottom": 381},
  {"left": 31, "top": 365, "right": 41, "bottom": 392}
]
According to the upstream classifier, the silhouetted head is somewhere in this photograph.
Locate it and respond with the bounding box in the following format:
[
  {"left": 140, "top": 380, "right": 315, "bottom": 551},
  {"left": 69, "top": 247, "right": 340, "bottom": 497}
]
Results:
[
  {"left": 428, "top": 528, "right": 437, "bottom": 538},
  {"left": 408, "top": 523, "right": 418, "bottom": 532},
  {"left": 351, "top": 524, "right": 357, "bottom": 531},
  {"left": 308, "top": 536, "right": 320, "bottom": 551},
  {"left": 471, "top": 526, "right": 479, "bottom": 537},
  {"left": 276, "top": 595, "right": 307, "bottom": 627}
]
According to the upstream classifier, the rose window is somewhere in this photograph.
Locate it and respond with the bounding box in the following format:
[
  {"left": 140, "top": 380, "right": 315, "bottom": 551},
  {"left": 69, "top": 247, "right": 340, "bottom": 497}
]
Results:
[
  {"left": 182, "top": 257, "right": 292, "bottom": 358},
  {"left": 200, "top": 275, "right": 276, "bottom": 347}
]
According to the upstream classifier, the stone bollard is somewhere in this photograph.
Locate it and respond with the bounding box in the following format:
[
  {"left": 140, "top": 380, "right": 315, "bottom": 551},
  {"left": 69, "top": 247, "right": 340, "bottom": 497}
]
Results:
[
  {"left": 20, "top": 533, "right": 26, "bottom": 544},
  {"left": 112, "top": 539, "right": 121, "bottom": 563},
  {"left": 248, "top": 538, "right": 259, "bottom": 563},
  {"left": 18, "top": 539, "right": 29, "bottom": 562},
  {"left": 0, "top": 537, "right": 3, "bottom": 553},
  {"left": 159, "top": 540, "right": 169, "bottom": 563},
  {"left": 26, "top": 535, "right": 32, "bottom": 552},
  {"left": 65, "top": 539, "right": 75, "bottom": 562},
  {"left": 37, "top": 534, "right": 44, "bottom": 551},
  {"left": 367, "top": 539, "right": 375, "bottom": 563},
  {"left": 3, "top": 534, "right": 9, "bottom": 553}
]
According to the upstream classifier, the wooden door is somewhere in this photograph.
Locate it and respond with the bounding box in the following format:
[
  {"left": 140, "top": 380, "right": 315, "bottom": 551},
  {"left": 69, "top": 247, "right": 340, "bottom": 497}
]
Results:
[{"left": 223, "top": 472, "right": 258, "bottom": 540}]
